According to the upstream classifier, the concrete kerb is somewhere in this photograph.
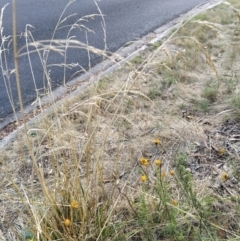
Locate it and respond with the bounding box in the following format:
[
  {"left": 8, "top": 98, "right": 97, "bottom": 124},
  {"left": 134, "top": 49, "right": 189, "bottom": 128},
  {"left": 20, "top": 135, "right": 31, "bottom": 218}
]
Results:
[{"left": 0, "top": 0, "right": 223, "bottom": 149}]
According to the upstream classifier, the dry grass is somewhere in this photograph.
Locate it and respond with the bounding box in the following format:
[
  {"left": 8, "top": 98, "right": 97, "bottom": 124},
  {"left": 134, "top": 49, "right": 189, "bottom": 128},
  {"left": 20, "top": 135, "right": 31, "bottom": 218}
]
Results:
[{"left": 1, "top": 0, "right": 240, "bottom": 240}]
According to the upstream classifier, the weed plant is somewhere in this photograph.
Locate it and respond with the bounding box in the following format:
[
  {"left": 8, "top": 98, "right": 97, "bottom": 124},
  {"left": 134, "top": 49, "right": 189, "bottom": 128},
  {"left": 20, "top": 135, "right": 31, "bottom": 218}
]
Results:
[{"left": 0, "top": 0, "right": 240, "bottom": 241}]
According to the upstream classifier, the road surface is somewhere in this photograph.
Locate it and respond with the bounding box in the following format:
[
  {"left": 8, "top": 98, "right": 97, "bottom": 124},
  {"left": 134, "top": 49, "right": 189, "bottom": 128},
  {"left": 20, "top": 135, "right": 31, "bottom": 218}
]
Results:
[{"left": 0, "top": 0, "right": 209, "bottom": 122}]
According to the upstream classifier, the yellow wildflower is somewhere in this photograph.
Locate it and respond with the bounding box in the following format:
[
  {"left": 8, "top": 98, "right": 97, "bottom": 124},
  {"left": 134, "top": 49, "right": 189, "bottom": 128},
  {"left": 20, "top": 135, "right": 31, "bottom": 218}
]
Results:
[
  {"left": 141, "top": 175, "right": 147, "bottom": 182},
  {"left": 161, "top": 171, "right": 166, "bottom": 178},
  {"left": 221, "top": 172, "right": 228, "bottom": 181},
  {"left": 169, "top": 170, "right": 175, "bottom": 176},
  {"left": 172, "top": 199, "right": 178, "bottom": 206},
  {"left": 63, "top": 219, "right": 71, "bottom": 227},
  {"left": 71, "top": 200, "right": 78, "bottom": 209},
  {"left": 155, "top": 159, "right": 162, "bottom": 166},
  {"left": 153, "top": 138, "right": 161, "bottom": 145},
  {"left": 139, "top": 157, "right": 149, "bottom": 166},
  {"left": 219, "top": 148, "right": 225, "bottom": 155}
]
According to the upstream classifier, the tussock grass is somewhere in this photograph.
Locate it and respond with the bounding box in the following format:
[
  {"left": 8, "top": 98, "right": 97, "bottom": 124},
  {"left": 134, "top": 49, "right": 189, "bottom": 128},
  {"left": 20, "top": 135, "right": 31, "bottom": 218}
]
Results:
[{"left": 1, "top": 1, "right": 240, "bottom": 240}]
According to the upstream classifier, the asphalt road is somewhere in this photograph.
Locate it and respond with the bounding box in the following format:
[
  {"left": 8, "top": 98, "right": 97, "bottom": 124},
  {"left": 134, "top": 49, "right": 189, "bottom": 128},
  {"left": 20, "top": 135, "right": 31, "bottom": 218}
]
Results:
[{"left": 0, "top": 0, "right": 209, "bottom": 121}]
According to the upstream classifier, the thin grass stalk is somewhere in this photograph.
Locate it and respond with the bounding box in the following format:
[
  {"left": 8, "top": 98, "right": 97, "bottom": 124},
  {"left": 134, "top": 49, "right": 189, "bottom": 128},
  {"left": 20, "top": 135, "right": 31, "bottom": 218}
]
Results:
[
  {"left": 0, "top": 3, "right": 19, "bottom": 122},
  {"left": 12, "top": 0, "right": 52, "bottom": 204}
]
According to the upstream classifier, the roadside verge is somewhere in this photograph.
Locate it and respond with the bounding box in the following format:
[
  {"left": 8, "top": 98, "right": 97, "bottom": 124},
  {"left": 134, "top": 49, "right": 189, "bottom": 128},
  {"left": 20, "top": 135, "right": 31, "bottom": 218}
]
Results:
[
  {"left": 0, "top": 0, "right": 223, "bottom": 149},
  {"left": 1, "top": 0, "right": 240, "bottom": 240}
]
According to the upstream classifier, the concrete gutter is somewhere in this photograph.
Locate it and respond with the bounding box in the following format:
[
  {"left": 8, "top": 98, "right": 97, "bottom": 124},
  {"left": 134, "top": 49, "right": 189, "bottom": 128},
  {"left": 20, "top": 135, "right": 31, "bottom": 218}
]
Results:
[{"left": 0, "top": 0, "right": 223, "bottom": 149}]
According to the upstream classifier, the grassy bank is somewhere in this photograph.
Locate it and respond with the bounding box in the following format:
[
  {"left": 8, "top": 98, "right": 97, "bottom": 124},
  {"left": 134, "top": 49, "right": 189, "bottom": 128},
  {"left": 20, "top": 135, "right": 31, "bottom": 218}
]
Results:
[{"left": 0, "top": 0, "right": 240, "bottom": 240}]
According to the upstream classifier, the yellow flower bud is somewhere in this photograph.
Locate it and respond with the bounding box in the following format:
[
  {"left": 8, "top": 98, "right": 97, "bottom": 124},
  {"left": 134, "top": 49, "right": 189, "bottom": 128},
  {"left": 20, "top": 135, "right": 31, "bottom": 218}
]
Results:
[
  {"left": 155, "top": 159, "right": 162, "bottom": 165},
  {"left": 169, "top": 170, "right": 175, "bottom": 176},
  {"left": 71, "top": 200, "right": 78, "bottom": 209},
  {"left": 153, "top": 138, "right": 161, "bottom": 145},
  {"left": 161, "top": 172, "right": 166, "bottom": 178},
  {"left": 219, "top": 148, "right": 225, "bottom": 155},
  {"left": 63, "top": 219, "right": 71, "bottom": 227},
  {"left": 141, "top": 175, "right": 147, "bottom": 182},
  {"left": 139, "top": 158, "right": 149, "bottom": 166},
  {"left": 221, "top": 172, "right": 228, "bottom": 181}
]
